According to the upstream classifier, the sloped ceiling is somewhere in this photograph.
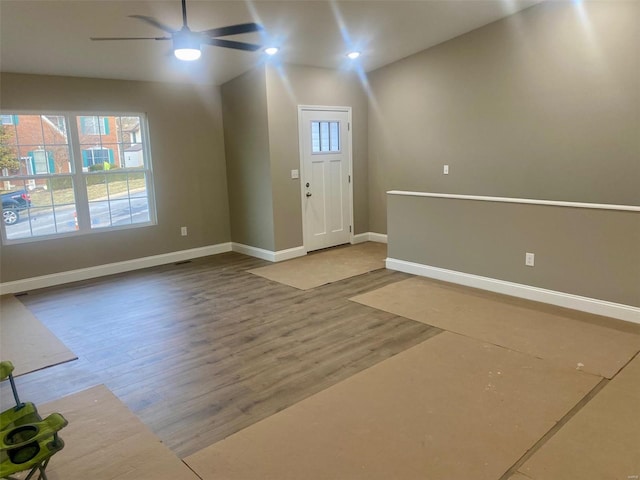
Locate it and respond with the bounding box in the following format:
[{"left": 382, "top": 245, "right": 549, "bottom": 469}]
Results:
[{"left": 0, "top": 0, "right": 542, "bottom": 85}]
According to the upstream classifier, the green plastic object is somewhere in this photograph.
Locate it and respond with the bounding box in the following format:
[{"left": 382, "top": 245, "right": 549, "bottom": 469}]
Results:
[
  {"left": 0, "top": 413, "right": 68, "bottom": 478},
  {"left": 0, "top": 361, "right": 14, "bottom": 381},
  {"left": 0, "top": 360, "right": 69, "bottom": 480},
  {"left": 0, "top": 402, "right": 40, "bottom": 432}
]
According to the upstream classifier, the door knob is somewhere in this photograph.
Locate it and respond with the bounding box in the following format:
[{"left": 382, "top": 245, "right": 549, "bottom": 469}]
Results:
[{"left": 306, "top": 192, "right": 312, "bottom": 197}]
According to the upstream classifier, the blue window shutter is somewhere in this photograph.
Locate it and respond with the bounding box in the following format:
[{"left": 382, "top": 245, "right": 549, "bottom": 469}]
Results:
[
  {"left": 47, "top": 151, "right": 55, "bottom": 173},
  {"left": 82, "top": 150, "right": 90, "bottom": 168},
  {"left": 12, "top": 115, "right": 19, "bottom": 125},
  {"left": 103, "top": 117, "right": 110, "bottom": 135},
  {"left": 80, "top": 117, "right": 87, "bottom": 134},
  {"left": 108, "top": 149, "right": 114, "bottom": 164},
  {"left": 27, "top": 150, "right": 35, "bottom": 173}
]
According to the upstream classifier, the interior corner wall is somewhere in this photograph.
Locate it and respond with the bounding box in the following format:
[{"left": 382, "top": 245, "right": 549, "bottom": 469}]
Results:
[
  {"left": 367, "top": 0, "right": 640, "bottom": 233},
  {"left": 265, "top": 64, "right": 370, "bottom": 251},
  {"left": 221, "top": 66, "right": 275, "bottom": 251},
  {"left": 0, "top": 73, "right": 230, "bottom": 283}
]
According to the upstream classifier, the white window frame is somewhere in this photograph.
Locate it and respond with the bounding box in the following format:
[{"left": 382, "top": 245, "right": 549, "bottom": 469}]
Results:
[{"left": 1, "top": 111, "right": 157, "bottom": 245}]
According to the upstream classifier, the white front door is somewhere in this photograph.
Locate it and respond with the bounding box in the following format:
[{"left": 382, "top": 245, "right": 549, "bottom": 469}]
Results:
[{"left": 299, "top": 107, "right": 352, "bottom": 252}]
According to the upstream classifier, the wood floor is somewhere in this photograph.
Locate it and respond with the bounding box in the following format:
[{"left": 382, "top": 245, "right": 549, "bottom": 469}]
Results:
[{"left": 1, "top": 250, "right": 440, "bottom": 458}]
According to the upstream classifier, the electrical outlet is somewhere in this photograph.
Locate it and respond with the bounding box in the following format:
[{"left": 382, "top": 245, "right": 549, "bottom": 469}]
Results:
[
  {"left": 525, "top": 252, "right": 535, "bottom": 267},
  {"left": 181, "top": 226, "right": 188, "bottom": 236},
  {"left": 443, "top": 165, "right": 449, "bottom": 175}
]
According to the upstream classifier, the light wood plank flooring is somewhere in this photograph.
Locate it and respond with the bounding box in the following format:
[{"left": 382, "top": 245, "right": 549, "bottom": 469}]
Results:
[{"left": 1, "top": 250, "right": 440, "bottom": 458}]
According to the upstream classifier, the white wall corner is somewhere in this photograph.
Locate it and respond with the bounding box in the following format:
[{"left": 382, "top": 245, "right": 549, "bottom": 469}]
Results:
[
  {"left": 353, "top": 232, "right": 388, "bottom": 244},
  {"left": 0, "top": 243, "right": 233, "bottom": 295},
  {"left": 386, "top": 258, "right": 640, "bottom": 325},
  {"left": 231, "top": 243, "right": 276, "bottom": 262},
  {"left": 273, "top": 246, "right": 306, "bottom": 262},
  {"left": 232, "top": 243, "right": 306, "bottom": 263},
  {"left": 352, "top": 233, "right": 370, "bottom": 244},
  {"left": 368, "top": 232, "right": 388, "bottom": 244}
]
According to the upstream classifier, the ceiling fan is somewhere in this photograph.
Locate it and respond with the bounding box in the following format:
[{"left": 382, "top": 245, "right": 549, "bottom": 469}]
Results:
[{"left": 90, "top": 0, "right": 263, "bottom": 61}]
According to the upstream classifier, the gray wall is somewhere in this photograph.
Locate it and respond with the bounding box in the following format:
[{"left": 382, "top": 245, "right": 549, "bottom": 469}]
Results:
[
  {"left": 388, "top": 194, "right": 640, "bottom": 307},
  {"left": 368, "top": 1, "right": 640, "bottom": 233},
  {"left": 265, "top": 64, "right": 369, "bottom": 251},
  {"left": 221, "top": 67, "right": 275, "bottom": 251},
  {"left": 0, "top": 73, "right": 230, "bottom": 282},
  {"left": 220, "top": 63, "right": 369, "bottom": 252}
]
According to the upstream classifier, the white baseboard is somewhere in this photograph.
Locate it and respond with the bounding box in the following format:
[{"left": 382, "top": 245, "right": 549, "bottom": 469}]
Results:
[
  {"left": 352, "top": 232, "right": 388, "bottom": 244},
  {"left": 386, "top": 258, "right": 640, "bottom": 324},
  {"left": 274, "top": 246, "right": 307, "bottom": 262},
  {"left": 231, "top": 243, "right": 306, "bottom": 263},
  {"left": 0, "top": 243, "right": 232, "bottom": 295},
  {"left": 369, "top": 232, "right": 388, "bottom": 244}
]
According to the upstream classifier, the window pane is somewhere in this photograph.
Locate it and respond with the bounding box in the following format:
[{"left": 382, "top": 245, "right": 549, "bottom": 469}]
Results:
[
  {"left": 311, "top": 121, "right": 320, "bottom": 153},
  {"left": 43, "top": 115, "right": 67, "bottom": 141},
  {"left": 21, "top": 207, "right": 56, "bottom": 238},
  {"left": 2, "top": 176, "right": 77, "bottom": 240},
  {"left": 82, "top": 147, "right": 115, "bottom": 171},
  {"left": 87, "top": 172, "right": 150, "bottom": 229},
  {"left": 320, "top": 122, "right": 330, "bottom": 151},
  {"left": 1, "top": 115, "right": 72, "bottom": 178},
  {"left": 130, "top": 197, "right": 150, "bottom": 224},
  {"left": 53, "top": 205, "right": 78, "bottom": 233},
  {"left": 88, "top": 200, "right": 111, "bottom": 229},
  {"left": 78, "top": 116, "right": 108, "bottom": 136},
  {"left": 50, "top": 177, "right": 75, "bottom": 207},
  {"left": 32, "top": 150, "right": 50, "bottom": 174},
  {"left": 127, "top": 172, "right": 147, "bottom": 197},
  {"left": 329, "top": 122, "right": 340, "bottom": 151},
  {"left": 110, "top": 199, "right": 132, "bottom": 226},
  {"left": 116, "top": 116, "right": 142, "bottom": 143},
  {"left": 1, "top": 185, "right": 32, "bottom": 237},
  {"left": 87, "top": 175, "right": 108, "bottom": 201},
  {"left": 122, "top": 143, "right": 145, "bottom": 169}
]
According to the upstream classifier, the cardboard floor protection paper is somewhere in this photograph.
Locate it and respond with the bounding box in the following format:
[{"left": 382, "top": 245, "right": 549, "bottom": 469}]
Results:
[
  {"left": 0, "top": 295, "right": 77, "bottom": 376},
  {"left": 512, "top": 354, "right": 640, "bottom": 480},
  {"left": 350, "top": 277, "right": 640, "bottom": 378},
  {"left": 248, "top": 242, "right": 386, "bottom": 290},
  {"left": 184, "top": 332, "right": 599, "bottom": 480},
  {"left": 35, "top": 385, "right": 199, "bottom": 480}
]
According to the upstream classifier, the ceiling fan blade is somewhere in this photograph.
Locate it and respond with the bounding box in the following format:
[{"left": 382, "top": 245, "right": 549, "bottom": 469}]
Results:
[
  {"left": 129, "top": 15, "right": 176, "bottom": 33},
  {"left": 91, "top": 36, "right": 172, "bottom": 41},
  {"left": 204, "top": 38, "right": 262, "bottom": 51},
  {"left": 200, "top": 22, "right": 263, "bottom": 38}
]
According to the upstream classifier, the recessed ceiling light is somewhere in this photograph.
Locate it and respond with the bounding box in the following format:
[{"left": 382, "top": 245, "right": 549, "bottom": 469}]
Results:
[
  {"left": 346, "top": 51, "right": 361, "bottom": 60},
  {"left": 264, "top": 47, "right": 279, "bottom": 56}
]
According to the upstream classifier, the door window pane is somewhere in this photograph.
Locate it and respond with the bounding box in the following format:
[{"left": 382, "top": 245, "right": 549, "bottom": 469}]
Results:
[{"left": 311, "top": 121, "right": 340, "bottom": 153}]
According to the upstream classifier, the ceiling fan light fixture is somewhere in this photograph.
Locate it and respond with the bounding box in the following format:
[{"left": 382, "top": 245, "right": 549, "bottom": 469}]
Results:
[
  {"left": 346, "top": 51, "right": 361, "bottom": 60},
  {"left": 174, "top": 31, "right": 201, "bottom": 61},
  {"left": 264, "top": 47, "right": 279, "bottom": 56},
  {"left": 175, "top": 47, "right": 201, "bottom": 61}
]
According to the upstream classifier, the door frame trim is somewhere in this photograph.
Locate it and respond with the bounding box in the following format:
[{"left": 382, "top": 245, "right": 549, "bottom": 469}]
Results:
[{"left": 297, "top": 105, "right": 354, "bottom": 253}]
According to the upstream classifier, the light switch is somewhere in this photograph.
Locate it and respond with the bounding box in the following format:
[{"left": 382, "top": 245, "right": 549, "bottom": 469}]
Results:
[
  {"left": 443, "top": 165, "right": 449, "bottom": 175},
  {"left": 291, "top": 169, "right": 299, "bottom": 179}
]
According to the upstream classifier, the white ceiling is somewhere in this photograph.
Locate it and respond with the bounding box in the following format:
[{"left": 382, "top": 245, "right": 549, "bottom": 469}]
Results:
[{"left": 0, "top": 0, "right": 542, "bottom": 86}]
